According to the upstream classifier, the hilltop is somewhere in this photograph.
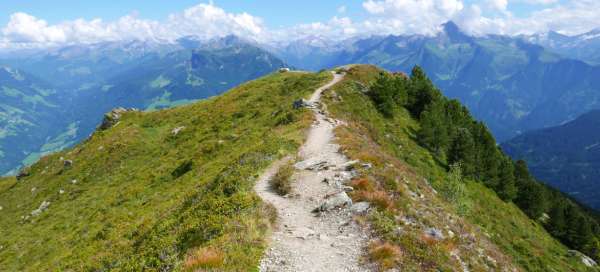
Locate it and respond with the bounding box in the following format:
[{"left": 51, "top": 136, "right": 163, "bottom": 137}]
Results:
[{"left": 0, "top": 65, "right": 598, "bottom": 271}]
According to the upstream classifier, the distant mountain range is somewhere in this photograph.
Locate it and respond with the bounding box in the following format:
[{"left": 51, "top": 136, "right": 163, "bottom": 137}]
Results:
[
  {"left": 273, "top": 22, "right": 600, "bottom": 142},
  {"left": 0, "top": 36, "right": 286, "bottom": 174},
  {"left": 4, "top": 21, "right": 600, "bottom": 183},
  {"left": 502, "top": 110, "right": 600, "bottom": 210},
  {"left": 522, "top": 28, "right": 600, "bottom": 65}
]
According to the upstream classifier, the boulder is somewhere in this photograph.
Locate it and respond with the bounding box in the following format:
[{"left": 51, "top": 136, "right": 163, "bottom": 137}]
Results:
[
  {"left": 295, "top": 158, "right": 333, "bottom": 171},
  {"left": 98, "top": 107, "right": 138, "bottom": 130},
  {"left": 568, "top": 250, "right": 597, "bottom": 267},
  {"left": 424, "top": 227, "right": 445, "bottom": 241},
  {"left": 63, "top": 160, "right": 73, "bottom": 167},
  {"left": 339, "top": 160, "right": 359, "bottom": 171},
  {"left": 171, "top": 126, "right": 185, "bottom": 135},
  {"left": 333, "top": 171, "right": 355, "bottom": 184},
  {"left": 350, "top": 202, "right": 370, "bottom": 214},
  {"left": 293, "top": 99, "right": 318, "bottom": 109},
  {"left": 293, "top": 99, "right": 309, "bottom": 109},
  {"left": 314, "top": 191, "right": 352, "bottom": 212},
  {"left": 16, "top": 167, "right": 30, "bottom": 180},
  {"left": 31, "top": 200, "right": 50, "bottom": 216}
]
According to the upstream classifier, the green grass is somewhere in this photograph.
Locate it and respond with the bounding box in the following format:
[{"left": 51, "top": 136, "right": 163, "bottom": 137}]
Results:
[
  {"left": 0, "top": 71, "right": 331, "bottom": 271},
  {"left": 322, "top": 65, "right": 597, "bottom": 271}
]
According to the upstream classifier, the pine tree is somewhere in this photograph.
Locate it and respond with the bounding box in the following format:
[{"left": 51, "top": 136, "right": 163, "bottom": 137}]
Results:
[
  {"left": 407, "top": 66, "right": 441, "bottom": 118},
  {"left": 496, "top": 156, "right": 517, "bottom": 202},
  {"left": 445, "top": 99, "right": 472, "bottom": 129},
  {"left": 448, "top": 128, "right": 476, "bottom": 176},
  {"left": 565, "top": 208, "right": 595, "bottom": 249},
  {"left": 369, "top": 72, "right": 397, "bottom": 117},
  {"left": 512, "top": 160, "right": 549, "bottom": 219},
  {"left": 391, "top": 73, "right": 408, "bottom": 106},
  {"left": 547, "top": 203, "right": 567, "bottom": 237},
  {"left": 418, "top": 101, "right": 449, "bottom": 154},
  {"left": 516, "top": 179, "right": 547, "bottom": 219},
  {"left": 513, "top": 160, "right": 531, "bottom": 185}
]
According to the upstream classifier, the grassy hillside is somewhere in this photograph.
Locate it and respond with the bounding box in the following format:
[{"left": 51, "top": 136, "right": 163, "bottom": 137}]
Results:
[
  {"left": 322, "top": 65, "right": 597, "bottom": 271},
  {"left": 0, "top": 71, "right": 330, "bottom": 271}
]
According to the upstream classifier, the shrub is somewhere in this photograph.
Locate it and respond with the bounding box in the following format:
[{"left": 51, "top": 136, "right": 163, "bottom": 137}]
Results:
[
  {"left": 436, "top": 164, "right": 471, "bottom": 215},
  {"left": 275, "top": 112, "right": 295, "bottom": 126},
  {"left": 172, "top": 160, "right": 193, "bottom": 178},
  {"left": 270, "top": 162, "right": 294, "bottom": 195}
]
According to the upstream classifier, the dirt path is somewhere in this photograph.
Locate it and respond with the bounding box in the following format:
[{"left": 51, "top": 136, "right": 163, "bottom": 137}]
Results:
[{"left": 255, "top": 72, "right": 372, "bottom": 272}]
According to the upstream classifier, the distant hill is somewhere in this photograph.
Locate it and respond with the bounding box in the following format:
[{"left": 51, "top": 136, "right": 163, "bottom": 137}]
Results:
[
  {"left": 0, "top": 36, "right": 287, "bottom": 174},
  {"left": 277, "top": 22, "right": 600, "bottom": 142},
  {"left": 503, "top": 110, "right": 600, "bottom": 210},
  {"left": 0, "top": 66, "right": 72, "bottom": 174}
]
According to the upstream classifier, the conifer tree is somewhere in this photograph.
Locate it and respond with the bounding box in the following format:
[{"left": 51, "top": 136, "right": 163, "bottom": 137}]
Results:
[
  {"left": 496, "top": 156, "right": 517, "bottom": 201},
  {"left": 407, "top": 66, "right": 441, "bottom": 118},
  {"left": 369, "top": 72, "right": 397, "bottom": 117},
  {"left": 547, "top": 203, "right": 567, "bottom": 237},
  {"left": 448, "top": 128, "right": 476, "bottom": 176},
  {"left": 418, "top": 101, "right": 449, "bottom": 154}
]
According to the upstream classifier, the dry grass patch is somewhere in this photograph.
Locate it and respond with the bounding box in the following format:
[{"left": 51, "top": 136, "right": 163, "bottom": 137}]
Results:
[
  {"left": 270, "top": 161, "right": 294, "bottom": 195},
  {"left": 184, "top": 247, "right": 224, "bottom": 271},
  {"left": 354, "top": 190, "right": 394, "bottom": 211},
  {"left": 368, "top": 240, "right": 403, "bottom": 270},
  {"left": 350, "top": 177, "right": 375, "bottom": 191}
]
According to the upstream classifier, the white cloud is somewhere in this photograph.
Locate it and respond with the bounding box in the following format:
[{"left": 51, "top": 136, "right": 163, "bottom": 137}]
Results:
[
  {"left": 356, "top": 0, "right": 600, "bottom": 37},
  {"left": 359, "top": 0, "right": 466, "bottom": 35},
  {"left": 2, "top": 0, "right": 600, "bottom": 50},
  {"left": 515, "top": 0, "right": 559, "bottom": 5},
  {"left": 488, "top": 0, "right": 508, "bottom": 11},
  {"left": 2, "top": 13, "right": 67, "bottom": 43},
  {"left": 0, "top": 3, "right": 265, "bottom": 49}
]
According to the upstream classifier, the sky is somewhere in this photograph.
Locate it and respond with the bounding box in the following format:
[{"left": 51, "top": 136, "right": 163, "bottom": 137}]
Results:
[{"left": 0, "top": 0, "right": 598, "bottom": 49}]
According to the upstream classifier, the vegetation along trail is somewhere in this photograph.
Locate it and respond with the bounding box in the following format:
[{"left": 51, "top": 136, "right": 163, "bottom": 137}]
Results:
[{"left": 255, "top": 70, "right": 373, "bottom": 271}]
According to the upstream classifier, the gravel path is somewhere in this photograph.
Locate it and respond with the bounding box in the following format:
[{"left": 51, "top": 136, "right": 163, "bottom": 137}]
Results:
[{"left": 255, "top": 72, "right": 372, "bottom": 272}]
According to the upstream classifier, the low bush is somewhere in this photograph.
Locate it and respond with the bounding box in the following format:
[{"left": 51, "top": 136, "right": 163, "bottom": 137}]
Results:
[{"left": 270, "top": 162, "right": 294, "bottom": 195}]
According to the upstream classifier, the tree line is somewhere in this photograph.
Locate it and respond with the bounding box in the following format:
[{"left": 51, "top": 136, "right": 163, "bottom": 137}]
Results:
[{"left": 368, "top": 66, "right": 600, "bottom": 261}]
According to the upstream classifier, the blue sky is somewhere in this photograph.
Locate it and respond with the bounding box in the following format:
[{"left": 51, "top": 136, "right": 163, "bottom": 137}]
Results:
[
  {"left": 0, "top": 0, "right": 597, "bottom": 49},
  {"left": 0, "top": 1, "right": 366, "bottom": 28},
  {"left": 0, "top": 0, "right": 565, "bottom": 27}
]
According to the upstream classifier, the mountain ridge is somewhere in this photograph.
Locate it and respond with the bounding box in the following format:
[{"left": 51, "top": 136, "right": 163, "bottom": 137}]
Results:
[
  {"left": 1, "top": 65, "right": 598, "bottom": 270},
  {"left": 271, "top": 22, "right": 600, "bottom": 142}
]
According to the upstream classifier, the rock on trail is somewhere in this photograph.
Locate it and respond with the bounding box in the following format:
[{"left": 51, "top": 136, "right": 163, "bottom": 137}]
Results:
[{"left": 255, "top": 71, "right": 373, "bottom": 272}]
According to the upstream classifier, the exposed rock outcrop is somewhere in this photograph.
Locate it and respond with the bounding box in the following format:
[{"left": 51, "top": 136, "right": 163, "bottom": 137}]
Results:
[{"left": 98, "top": 107, "right": 138, "bottom": 130}]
